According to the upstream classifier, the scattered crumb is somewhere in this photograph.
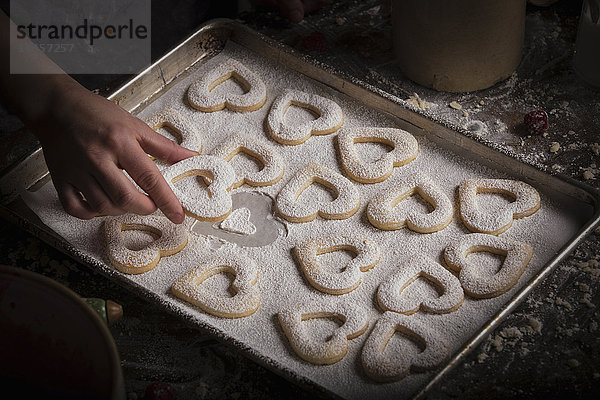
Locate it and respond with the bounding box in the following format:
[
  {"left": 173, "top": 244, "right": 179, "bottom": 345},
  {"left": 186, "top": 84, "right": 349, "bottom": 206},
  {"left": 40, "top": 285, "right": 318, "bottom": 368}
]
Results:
[
  {"left": 555, "top": 297, "right": 573, "bottom": 310},
  {"left": 576, "top": 282, "right": 590, "bottom": 292},
  {"left": 583, "top": 170, "right": 595, "bottom": 180},
  {"left": 590, "top": 320, "right": 598, "bottom": 332},
  {"left": 528, "top": 317, "right": 543, "bottom": 334},
  {"left": 477, "top": 352, "right": 488, "bottom": 363},
  {"left": 581, "top": 293, "right": 596, "bottom": 309},
  {"left": 449, "top": 101, "right": 462, "bottom": 110},
  {"left": 591, "top": 143, "right": 600, "bottom": 155},
  {"left": 550, "top": 142, "right": 561, "bottom": 153},
  {"left": 406, "top": 93, "right": 433, "bottom": 110},
  {"left": 335, "top": 17, "right": 346, "bottom": 25},
  {"left": 567, "top": 358, "right": 580, "bottom": 368}
]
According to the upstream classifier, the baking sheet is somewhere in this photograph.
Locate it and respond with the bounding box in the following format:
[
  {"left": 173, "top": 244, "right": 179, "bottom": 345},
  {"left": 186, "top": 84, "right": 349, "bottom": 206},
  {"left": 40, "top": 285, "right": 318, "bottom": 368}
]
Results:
[{"left": 2, "top": 20, "right": 600, "bottom": 400}]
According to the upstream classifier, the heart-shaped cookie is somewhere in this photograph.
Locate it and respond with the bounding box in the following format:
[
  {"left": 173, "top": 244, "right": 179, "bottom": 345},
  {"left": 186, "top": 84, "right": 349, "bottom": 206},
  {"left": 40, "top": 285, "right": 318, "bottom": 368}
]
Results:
[
  {"left": 337, "top": 127, "right": 419, "bottom": 183},
  {"left": 361, "top": 312, "right": 448, "bottom": 382},
  {"left": 278, "top": 301, "right": 369, "bottom": 365},
  {"left": 145, "top": 108, "right": 202, "bottom": 153},
  {"left": 376, "top": 254, "right": 464, "bottom": 315},
  {"left": 267, "top": 89, "right": 344, "bottom": 145},
  {"left": 162, "top": 155, "right": 236, "bottom": 222},
  {"left": 295, "top": 233, "right": 381, "bottom": 295},
  {"left": 104, "top": 213, "right": 188, "bottom": 274},
  {"left": 443, "top": 233, "right": 533, "bottom": 298},
  {"left": 211, "top": 132, "right": 285, "bottom": 188},
  {"left": 276, "top": 162, "right": 361, "bottom": 223},
  {"left": 171, "top": 251, "right": 260, "bottom": 318},
  {"left": 187, "top": 58, "right": 267, "bottom": 112},
  {"left": 459, "top": 178, "right": 541, "bottom": 235},
  {"left": 367, "top": 173, "right": 453, "bottom": 233}
]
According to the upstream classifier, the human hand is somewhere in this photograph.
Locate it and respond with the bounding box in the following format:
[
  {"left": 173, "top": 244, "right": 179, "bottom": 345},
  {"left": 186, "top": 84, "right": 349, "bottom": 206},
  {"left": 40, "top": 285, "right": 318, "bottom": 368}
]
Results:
[
  {"left": 32, "top": 80, "right": 197, "bottom": 224},
  {"left": 251, "top": 0, "right": 331, "bottom": 23}
]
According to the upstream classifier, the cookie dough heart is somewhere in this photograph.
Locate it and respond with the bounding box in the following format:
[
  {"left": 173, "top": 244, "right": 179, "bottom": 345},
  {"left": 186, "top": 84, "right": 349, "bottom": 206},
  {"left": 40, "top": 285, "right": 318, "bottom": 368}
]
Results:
[
  {"left": 162, "top": 155, "right": 236, "bottom": 222},
  {"left": 459, "top": 178, "right": 541, "bottom": 235},
  {"left": 443, "top": 233, "right": 533, "bottom": 298},
  {"left": 219, "top": 207, "right": 256, "bottom": 235},
  {"left": 376, "top": 254, "right": 464, "bottom": 315},
  {"left": 337, "top": 127, "right": 419, "bottom": 183},
  {"left": 278, "top": 301, "right": 369, "bottom": 365},
  {"left": 104, "top": 214, "right": 188, "bottom": 274},
  {"left": 211, "top": 132, "right": 285, "bottom": 188},
  {"left": 171, "top": 251, "right": 260, "bottom": 318},
  {"left": 145, "top": 108, "right": 202, "bottom": 153},
  {"left": 367, "top": 173, "right": 453, "bottom": 233},
  {"left": 187, "top": 58, "right": 267, "bottom": 112},
  {"left": 267, "top": 89, "right": 344, "bottom": 145},
  {"left": 295, "top": 233, "right": 381, "bottom": 295},
  {"left": 276, "top": 162, "right": 361, "bottom": 223},
  {"left": 361, "top": 312, "right": 449, "bottom": 382}
]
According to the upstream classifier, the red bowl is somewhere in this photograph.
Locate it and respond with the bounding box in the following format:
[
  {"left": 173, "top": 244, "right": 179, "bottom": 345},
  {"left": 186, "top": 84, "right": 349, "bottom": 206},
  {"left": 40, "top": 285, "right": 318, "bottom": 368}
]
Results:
[{"left": 0, "top": 265, "right": 125, "bottom": 399}]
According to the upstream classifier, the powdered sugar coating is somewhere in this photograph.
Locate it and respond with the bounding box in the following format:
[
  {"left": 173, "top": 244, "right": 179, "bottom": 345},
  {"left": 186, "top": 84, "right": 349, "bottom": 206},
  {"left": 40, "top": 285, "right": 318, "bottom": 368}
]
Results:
[
  {"left": 367, "top": 173, "right": 453, "bottom": 233},
  {"left": 211, "top": 131, "right": 285, "bottom": 188},
  {"left": 104, "top": 213, "right": 188, "bottom": 274},
  {"left": 187, "top": 58, "right": 267, "bottom": 112},
  {"left": 295, "top": 234, "right": 381, "bottom": 295},
  {"left": 338, "top": 127, "right": 419, "bottom": 183},
  {"left": 267, "top": 89, "right": 344, "bottom": 145},
  {"left": 161, "top": 155, "right": 235, "bottom": 222},
  {"left": 459, "top": 178, "right": 541, "bottom": 235},
  {"left": 219, "top": 207, "right": 257, "bottom": 235},
  {"left": 376, "top": 254, "right": 464, "bottom": 315},
  {"left": 276, "top": 162, "right": 361, "bottom": 223},
  {"left": 361, "top": 312, "right": 449, "bottom": 382},
  {"left": 278, "top": 301, "right": 369, "bottom": 365},
  {"left": 443, "top": 233, "right": 534, "bottom": 298},
  {"left": 171, "top": 250, "right": 260, "bottom": 318},
  {"left": 145, "top": 108, "right": 202, "bottom": 153}
]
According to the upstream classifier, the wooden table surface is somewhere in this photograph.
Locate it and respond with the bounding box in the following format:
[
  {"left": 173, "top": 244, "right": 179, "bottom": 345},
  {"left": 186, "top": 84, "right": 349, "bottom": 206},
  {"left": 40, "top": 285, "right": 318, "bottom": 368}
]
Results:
[{"left": 1, "top": 1, "right": 599, "bottom": 399}]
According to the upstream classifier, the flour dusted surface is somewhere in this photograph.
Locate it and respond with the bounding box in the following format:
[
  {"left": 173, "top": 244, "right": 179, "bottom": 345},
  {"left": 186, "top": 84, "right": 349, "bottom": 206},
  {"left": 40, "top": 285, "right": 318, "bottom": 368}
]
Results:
[{"left": 22, "top": 42, "right": 584, "bottom": 400}]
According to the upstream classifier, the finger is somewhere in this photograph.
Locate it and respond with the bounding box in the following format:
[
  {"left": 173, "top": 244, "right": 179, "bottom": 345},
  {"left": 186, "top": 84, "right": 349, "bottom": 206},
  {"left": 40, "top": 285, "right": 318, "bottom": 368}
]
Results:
[
  {"left": 278, "top": 0, "right": 305, "bottom": 22},
  {"left": 54, "top": 181, "right": 96, "bottom": 220},
  {"left": 93, "top": 162, "right": 157, "bottom": 216},
  {"left": 76, "top": 175, "right": 125, "bottom": 216},
  {"left": 120, "top": 147, "right": 185, "bottom": 224},
  {"left": 137, "top": 122, "right": 197, "bottom": 165}
]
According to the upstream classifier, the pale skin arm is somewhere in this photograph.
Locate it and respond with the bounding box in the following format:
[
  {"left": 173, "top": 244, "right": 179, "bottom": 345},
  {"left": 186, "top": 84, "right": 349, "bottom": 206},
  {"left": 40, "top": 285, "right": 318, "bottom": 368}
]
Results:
[{"left": 0, "top": 10, "right": 197, "bottom": 224}]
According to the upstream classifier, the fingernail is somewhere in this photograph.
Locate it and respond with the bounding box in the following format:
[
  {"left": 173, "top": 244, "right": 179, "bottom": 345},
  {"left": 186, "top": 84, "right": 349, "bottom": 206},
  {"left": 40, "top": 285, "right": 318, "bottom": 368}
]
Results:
[{"left": 169, "top": 211, "right": 185, "bottom": 224}]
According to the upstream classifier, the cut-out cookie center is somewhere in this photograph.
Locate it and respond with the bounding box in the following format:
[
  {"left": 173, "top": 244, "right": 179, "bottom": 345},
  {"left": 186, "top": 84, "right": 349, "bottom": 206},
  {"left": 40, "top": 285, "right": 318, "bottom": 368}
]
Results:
[
  {"left": 171, "top": 170, "right": 214, "bottom": 198},
  {"left": 227, "top": 150, "right": 263, "bottom": 175},
  {"left": 296, "top": 179, "right": 338, "bottom": 204},
  {"left": 316, "top": 248, "right": 356, "bottom": 275},
  {"left": 466, "top": 248, "right": 506, "bottom": 276},
  {"left": 284, "top": 103, "right": 319, "bottom": 126},
  {"left": 476, "top": 190, "right": 516, "bottom": 212},
  {"left": 355, "top": 140, "right": 394, "bottom": 163},
  {"left": 209, "top": 72, "right": 249, "bottom": 95},
  {"left": 399, "top": 275, "right": 445, "bottom": 302},
  {"left": 200, "top": 270, "right": 237, "bottom": 298},
  {"left": 302, "top": 315, "right": 345, "bottom": 342},
  {"left": 385, "top": 326, "right": 427, "bottom": 356},
  {"left": 121, "top": 225, "right": 161, "bottom": 251},
  {"left": 391, "top": 190, "right": 433, "bottom": 215}
]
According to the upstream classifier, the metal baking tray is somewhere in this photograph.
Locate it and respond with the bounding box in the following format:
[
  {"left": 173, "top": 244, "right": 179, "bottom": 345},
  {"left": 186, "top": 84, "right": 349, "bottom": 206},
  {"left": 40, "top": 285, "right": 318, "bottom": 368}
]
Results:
[{"left": 2, "top": 19, "right": 600, "bottom": 399}]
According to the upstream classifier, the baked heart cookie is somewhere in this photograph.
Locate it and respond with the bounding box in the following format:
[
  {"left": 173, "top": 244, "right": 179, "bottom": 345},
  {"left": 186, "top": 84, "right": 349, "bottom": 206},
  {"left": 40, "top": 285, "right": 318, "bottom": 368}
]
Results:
[
  {"left": 278, "top": 301, "right": 369, "bottom": 365},
  {"left": 367, "top": 173, "right": 453, "bottom": 233},
  {"left": 267, "top": 89, "right": 344, "bottom": 145},
  {"left": 211, "top": 132, "right": 285, "bottom": 188},
  {"left": 361, "top": 312, "right": 449, "bottom": 382},
  {"left": 276, "top": 162, "right": 360, "bottom": 223},
  {"left": 443, "top": 233, "right": 533, "bottom": 298},
  {"left": 104, "top": 214, "right": 188, "bottom": 274},
  {"left": 161, "top": 155, "right": 235, "bottom": 222},
  {"left": 171, "top": 251, "right": 260, "bottom": 318},
  {"left": 187, "top": 58, "right": 267, "bottom": 112},
  {"left": 337, "top": 127, "right": 418, "bottom": 183},
  {"left": 376, "top": 254, "right": 464, "bottom": 315},
  {"left": 295, "top": 233, "right": 381, "bottom": 295},
  {"left": 145, "top": 108, "right": 202, "bottom": 153},
  {"left": 458, "top": 178, "right": 541, "bottom": 235}
]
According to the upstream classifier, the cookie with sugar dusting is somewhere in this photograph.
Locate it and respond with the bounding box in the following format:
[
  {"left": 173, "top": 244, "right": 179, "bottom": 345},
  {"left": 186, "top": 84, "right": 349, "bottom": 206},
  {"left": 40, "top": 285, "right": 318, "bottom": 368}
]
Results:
[
  {"left": 278, "top": 301, "right": 369, "bottom": 365},
  {"left": 187, "top": 58, "right": 267, "bottom": 112},
  {"left": 171, "top": 251, "right": 260, "bottom": 318},
  {"left": 211, "top": 132, "right": 285, "bottom": 188},
  {"left": 458, "top": 178, "right": 541, "bottom": 235},
  {"left": 376, "top": 254, "right": 463, "bottom": 315},
  {"left": 267, "top": 89, "right": 344, "bottom": 145},
  {"left": 162, "top": 155, "right": 235, "bottom": 222},
  {"left": 104, "top": 214, "right": 188, "bottom": 275},
  {"left": 361, "top": 312, "right": 449, "bottom": 382},
  {"left": 276, "top": 162, "right": 360, "bottom": 223},
  {"left": 295, "top": 233, "right": 381, "bottom": 295},
  {"left": 367, "top": 173, "right": 453, "bottom": 233},
  {"left": 443, "top": 233, "right": 533, "bottom": 298},
  {"left": 337, "top": 127, "right": 418, "bottom": 183},
  {"left": 145, "top": 108, "right": 202, "bottom": 153}
]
